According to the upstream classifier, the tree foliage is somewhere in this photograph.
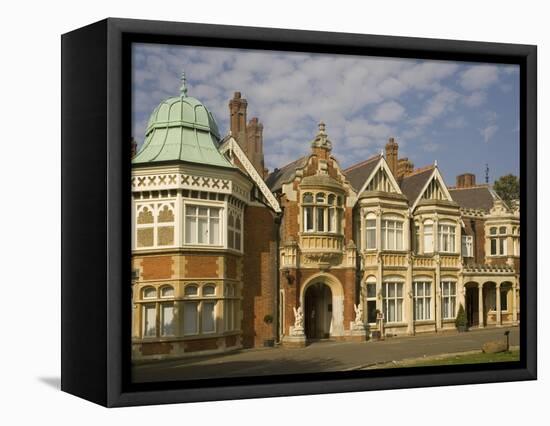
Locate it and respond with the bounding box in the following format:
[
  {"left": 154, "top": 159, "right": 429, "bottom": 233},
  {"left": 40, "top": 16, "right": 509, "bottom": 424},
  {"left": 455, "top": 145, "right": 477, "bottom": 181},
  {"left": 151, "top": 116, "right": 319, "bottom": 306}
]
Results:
[{"left": 493, "top": 174, "right": 519, "bottom": 206}]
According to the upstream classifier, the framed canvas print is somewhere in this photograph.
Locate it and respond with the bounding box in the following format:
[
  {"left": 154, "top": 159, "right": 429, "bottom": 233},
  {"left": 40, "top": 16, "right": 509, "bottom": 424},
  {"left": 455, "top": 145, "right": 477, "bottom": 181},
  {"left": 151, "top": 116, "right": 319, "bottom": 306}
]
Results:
[{"left": 61, "top": 18, "right": 537, "bottom": 407}]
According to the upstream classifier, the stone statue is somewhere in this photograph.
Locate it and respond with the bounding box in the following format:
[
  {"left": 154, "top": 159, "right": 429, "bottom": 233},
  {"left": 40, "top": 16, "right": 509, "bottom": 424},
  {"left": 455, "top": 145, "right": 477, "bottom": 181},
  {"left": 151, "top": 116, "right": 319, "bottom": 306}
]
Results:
[
  {"left": 353, "top": 303, "right": 363, "bottom": 326},
  {"left": 293, "top": 305, "right": 304, "bottom": 329}
]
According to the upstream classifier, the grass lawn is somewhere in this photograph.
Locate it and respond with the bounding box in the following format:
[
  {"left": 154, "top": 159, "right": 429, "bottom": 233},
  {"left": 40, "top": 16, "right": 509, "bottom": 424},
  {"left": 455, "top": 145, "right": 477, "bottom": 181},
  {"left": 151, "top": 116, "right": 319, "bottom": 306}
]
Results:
[{"left": 368, "top": 350, "right": 520, "bottom": 369}]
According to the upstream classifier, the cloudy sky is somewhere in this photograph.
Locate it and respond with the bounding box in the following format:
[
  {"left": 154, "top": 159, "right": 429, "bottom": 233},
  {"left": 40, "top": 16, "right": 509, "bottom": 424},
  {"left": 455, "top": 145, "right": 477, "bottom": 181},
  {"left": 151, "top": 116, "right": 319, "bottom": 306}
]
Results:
[{"left": 132, "top": 43, "right": 519, "bottom": 185}]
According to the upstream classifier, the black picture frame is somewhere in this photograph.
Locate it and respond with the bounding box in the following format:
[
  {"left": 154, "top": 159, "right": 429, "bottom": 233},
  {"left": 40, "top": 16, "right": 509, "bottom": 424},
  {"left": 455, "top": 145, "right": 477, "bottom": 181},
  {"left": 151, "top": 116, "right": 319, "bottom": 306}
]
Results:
[{"left": 61, "top": 17, "right": 537, "bottom": 407}]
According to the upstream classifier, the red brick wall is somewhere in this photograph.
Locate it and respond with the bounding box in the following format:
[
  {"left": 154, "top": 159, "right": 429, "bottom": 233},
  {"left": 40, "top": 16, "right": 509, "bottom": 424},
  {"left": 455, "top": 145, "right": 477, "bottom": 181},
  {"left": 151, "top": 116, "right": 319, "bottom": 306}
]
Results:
[
  {"left": 141, "top": 256, "right": 173, "bottom": 280},
  {"left": 241, "top": 206, "right": 278, "bottom": 348},
  {"left": 186, "top": 255, "right": 219, "bottom": 278},
  {"left": 226, "top": 255, "right": 238, "bottom": 279},
  {"left": 463, "top": 217, "right": 486, "bottom": 264}
]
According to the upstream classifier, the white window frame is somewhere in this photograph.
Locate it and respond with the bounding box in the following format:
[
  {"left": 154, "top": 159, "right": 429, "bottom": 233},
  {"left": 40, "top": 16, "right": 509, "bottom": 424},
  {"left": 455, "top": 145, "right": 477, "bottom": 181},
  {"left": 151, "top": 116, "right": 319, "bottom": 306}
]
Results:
[
  {"left": 440, "top": 281, "right": 457, "bottom": 319},
  {"left": 365, "top": 213, "right": 377, "bottom": 250},
  {"left": 183, "top": 202, "right": 224, "bottom": 247},
  {"left": 382, "top": 281, "right": 404, "bottom": 323},
  {"left": 302, "top": 191, "right": 343, "bottom": 234},
  {"left": 365, "top": 277, "right": 377, "bottom": 324},
  {"left": 489, "top": 225, "right": 508, "bottom": 256},
  {"left": 413, "top": 281, "right": 432, "bottom": 320},
  {"left": 423, "top": 221, "right": 434, "bottom": 253},
  {"left": 462, "top": 235, "right": 473, "bottom": 257},
  {"left": 381, "top": 217, "right": 404, "bottom": 251},
  {"left": 227, "top": 209, "right": 243, "bottom": 252},
  {"left": 438, "top": 223, "right": 456, "bottom": 253}
]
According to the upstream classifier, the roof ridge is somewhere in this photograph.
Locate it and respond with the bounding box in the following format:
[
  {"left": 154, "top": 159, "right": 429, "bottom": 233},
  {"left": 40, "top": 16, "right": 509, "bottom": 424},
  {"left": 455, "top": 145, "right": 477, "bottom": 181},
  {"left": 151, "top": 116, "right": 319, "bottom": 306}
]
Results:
[
  {"left": 272, "top": 155, "right": 307, "bottom": 172},
  {"left": 448, "top": 184, "right": 490, "bottom": 191},
  {"left": 403, "top": 164, "right": 434, "bottom": 177},
  {"left": 343, "top": 154, "right": 381, "bottom": 172}
]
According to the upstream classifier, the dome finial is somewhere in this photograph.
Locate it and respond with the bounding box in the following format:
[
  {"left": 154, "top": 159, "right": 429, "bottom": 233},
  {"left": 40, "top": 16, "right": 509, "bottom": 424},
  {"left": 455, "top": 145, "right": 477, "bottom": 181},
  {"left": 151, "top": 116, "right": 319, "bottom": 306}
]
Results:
[{"left": 180, "top": 71, "right": 188, "bottom": 97}]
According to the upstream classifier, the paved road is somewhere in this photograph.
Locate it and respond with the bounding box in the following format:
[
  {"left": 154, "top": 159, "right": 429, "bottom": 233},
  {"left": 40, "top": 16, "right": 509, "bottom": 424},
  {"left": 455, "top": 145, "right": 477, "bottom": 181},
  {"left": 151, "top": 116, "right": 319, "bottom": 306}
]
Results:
[{"left": 133, "top": 327, "right": 519, "bottom": 383}]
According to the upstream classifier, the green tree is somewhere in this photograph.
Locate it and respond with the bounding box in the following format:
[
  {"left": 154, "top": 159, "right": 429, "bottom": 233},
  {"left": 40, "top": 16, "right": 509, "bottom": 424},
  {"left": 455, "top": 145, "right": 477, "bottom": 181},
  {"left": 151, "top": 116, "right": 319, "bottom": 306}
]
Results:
[{"left": 493, "top": 174, "right": 519, "bottom": 206}]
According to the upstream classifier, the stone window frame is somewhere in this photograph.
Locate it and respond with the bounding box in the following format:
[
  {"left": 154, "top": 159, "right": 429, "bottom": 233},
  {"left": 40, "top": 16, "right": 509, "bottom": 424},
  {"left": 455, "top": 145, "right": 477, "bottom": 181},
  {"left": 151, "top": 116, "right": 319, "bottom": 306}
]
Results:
[
  {"left": 461, "top": 234, "right": 474, "bottom": 257},
  {"left": 413, "top": 280, "right": 432, "bottom": 321},
  {"left": 301, "top": 191, "right": 343, "bottom": 234},
  {"left": 364, "top": 275, "right": 378, "bottom": 325},
  {"left": 381, "top": 214, "right": 404, "bottom": 251},
  {"left": 440, "top": 280, "right": 457, "bottom": 320},
  {"left": 182, "top": 282, "right": 221, "bottom": 336},
  {"left": 489, "top": 225, "right": 508, "bottom": 256},
  {"left": 364, "top": 212, "right": 377, "bottom": 251},
  {"left": 382, "top": 280, "right": 404, "bottom": 323},
  {"left": 183, "top": 200, "right": 224, "bottom": 247},
  {"left": 139, "top": 284, "right": 176, "bottom": 339},
  {"left": 438, "top": 220, "right": 457, "bottom": 253},
  {"left": 423, "top": 219, "right": 434, "bottom": 254},
  {"left": 227, "top": 207, "right": 243, "bottom": 252}
]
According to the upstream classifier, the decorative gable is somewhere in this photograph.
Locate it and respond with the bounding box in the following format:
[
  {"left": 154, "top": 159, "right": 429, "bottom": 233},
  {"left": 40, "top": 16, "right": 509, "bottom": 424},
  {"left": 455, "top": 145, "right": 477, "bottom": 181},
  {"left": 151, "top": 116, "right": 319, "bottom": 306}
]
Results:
[
  {"left": 412, "top": 167, "right": 453, "bottom": 209},
  {"left": 359, "top": 157, "right": 402, "bottom": 195}
]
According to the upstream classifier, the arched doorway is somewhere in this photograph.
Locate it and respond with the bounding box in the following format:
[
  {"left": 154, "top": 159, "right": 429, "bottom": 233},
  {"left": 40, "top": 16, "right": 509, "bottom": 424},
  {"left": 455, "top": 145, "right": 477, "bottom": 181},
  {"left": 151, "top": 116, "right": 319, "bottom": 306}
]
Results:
[
  {"left": 465, "top": 282, "right": 479, "bottom": 327},
  {"left": 304, "top": 282, "right": 333, "bottom": 340}
]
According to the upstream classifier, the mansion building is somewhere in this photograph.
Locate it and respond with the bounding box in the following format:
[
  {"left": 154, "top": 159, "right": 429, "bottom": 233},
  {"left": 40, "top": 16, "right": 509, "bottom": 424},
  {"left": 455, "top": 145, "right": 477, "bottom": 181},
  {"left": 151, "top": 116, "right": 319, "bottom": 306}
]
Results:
[{"left": 131, "top": 74, "right": 520, "bottom": 360}]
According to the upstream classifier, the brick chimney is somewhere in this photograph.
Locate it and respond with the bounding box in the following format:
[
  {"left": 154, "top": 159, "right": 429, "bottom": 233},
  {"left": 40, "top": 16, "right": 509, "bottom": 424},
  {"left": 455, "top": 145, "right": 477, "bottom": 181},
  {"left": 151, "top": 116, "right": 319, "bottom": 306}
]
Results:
[
  {"left": 456, "top": 173, "right": 476, "bottom": 188},
  {"left": 397, "top": 157, "right": 414, "bottom": 178},
  {"left": 246, "top": 117, "right": 266, "bottom": 177},
  {"left": 229, "top": 92, "right": 248, "bottom": 150},
  {"left": 385, "top": 137, "right": 399, "bottom": 177}
]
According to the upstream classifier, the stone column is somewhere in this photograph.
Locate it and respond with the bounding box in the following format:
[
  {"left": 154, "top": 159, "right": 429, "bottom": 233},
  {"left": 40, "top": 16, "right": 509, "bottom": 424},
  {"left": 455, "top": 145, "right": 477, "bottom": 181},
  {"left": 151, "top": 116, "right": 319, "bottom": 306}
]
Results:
[
  {"left": 512, "top": 280, "right": 518, "bottom": 325},
  {"left": 360, "top": 209, "right": 366, "bottom": 252},
  {"left": 478, "top": 283, "right": 485, "bottom": 328},
  {"left": 406, "top": 254, "right": 414, "bottom": 335},
  {"left": 496, "top": 283, "right": 502, "bottom": 327},
  {"left": 375, "top": 208, "right": 382, "bottom": 251},
  {"left": 435, "top": 255, "right": 442, "bottom": 331}
]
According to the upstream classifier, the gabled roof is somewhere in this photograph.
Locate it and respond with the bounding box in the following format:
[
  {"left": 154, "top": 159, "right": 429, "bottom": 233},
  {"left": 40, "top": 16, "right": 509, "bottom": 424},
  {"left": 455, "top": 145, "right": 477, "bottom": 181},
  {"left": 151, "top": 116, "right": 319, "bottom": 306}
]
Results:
[
  {"left": 265, "top": 156, "right": 308, "bottom": 192},
  {"left": 448, "top": 185, "right": 498, "bottom": 211},
  {"left": 343, "top": 155, "right": 382, "bottom": 191},
  {"left": 399, "top": 166, "right": 435, "bottom": 204},
  {"left": 218, "top": 136, "right": 281, "bottom": 213}
]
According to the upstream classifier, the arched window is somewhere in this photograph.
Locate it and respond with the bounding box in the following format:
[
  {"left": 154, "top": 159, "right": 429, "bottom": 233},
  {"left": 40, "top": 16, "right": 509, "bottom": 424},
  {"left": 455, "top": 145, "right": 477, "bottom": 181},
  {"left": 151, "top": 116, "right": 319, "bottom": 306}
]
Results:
[
  {"left": 136, "top": 206, "right": 155, "bottom": 248},
  {"left": 203, "top": 284, "right": 216, "bottom": 296},
  {"left": 228, "top": 210, "right": 242, "bottom": 251},
  {"left": 184, "top": 284, "right": 198, "bottom": 297},
  {"left": 302, "top": 191, "right": 342, "bottom": 234},
  {"left": 142, "top": 287, "right": 156, "bottom": 299},
  {"left": 303, "top": 192, "right": 313, "bottom": 203},
  {"left": 160, "top": 286, "right": 174, "bottom": 298}
]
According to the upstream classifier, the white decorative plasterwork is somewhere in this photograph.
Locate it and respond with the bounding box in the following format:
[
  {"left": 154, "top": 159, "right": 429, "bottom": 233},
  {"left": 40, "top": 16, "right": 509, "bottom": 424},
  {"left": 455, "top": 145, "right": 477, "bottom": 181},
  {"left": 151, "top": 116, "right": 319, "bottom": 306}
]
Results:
[{"left": 219, "top": 136, "right": 282, "bottom": 213}]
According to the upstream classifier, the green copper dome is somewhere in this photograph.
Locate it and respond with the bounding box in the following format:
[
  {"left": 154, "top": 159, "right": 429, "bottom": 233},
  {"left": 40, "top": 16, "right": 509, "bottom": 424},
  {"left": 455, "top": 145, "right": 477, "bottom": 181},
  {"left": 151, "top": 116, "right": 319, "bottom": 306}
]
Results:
[{"left": 132, "top": 73, "right": 234, "bottom": 168}]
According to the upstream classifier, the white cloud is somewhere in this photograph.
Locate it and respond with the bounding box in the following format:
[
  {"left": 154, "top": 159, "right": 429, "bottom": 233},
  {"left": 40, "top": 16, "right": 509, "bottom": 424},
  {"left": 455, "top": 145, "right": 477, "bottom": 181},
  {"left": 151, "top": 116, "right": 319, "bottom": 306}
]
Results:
[
  {"left": 459, "top": 65, "right": 499, "bottom": 91},
  {"left": 445, "top": 116, "right": 466, "bottom": 129},
  {"left": 372, "top": 101, "right": 405, "bottom": 122},
  {"left": 481, "top": 124, "right": 498, "bottom": 143},
  {"left": 463, "top": 91, "right": 487, "bottom": 107}
]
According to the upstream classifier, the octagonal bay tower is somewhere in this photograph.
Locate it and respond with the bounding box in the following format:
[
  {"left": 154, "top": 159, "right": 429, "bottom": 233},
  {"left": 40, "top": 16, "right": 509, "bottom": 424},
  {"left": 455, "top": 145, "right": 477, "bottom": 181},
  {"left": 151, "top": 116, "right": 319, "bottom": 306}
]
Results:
[{"left": 131, "top": 74, "right": 280, "bottom": 360}]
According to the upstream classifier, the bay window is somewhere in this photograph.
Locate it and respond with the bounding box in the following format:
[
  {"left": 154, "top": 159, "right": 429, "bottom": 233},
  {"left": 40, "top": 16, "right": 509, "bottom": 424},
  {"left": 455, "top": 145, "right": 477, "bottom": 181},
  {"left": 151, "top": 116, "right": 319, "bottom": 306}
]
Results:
[
  {"left": 185, "top": 205, "right": 221, "bottom": 245},
  {"left": 413, "top": 281, "right": 431, "bottom": 320},
  {"left": 228, "top": 211, "right": 242, "bottom": 251},
  {"left": 489, "top": 226, "right": 507, "bottom": 256},
  {"left": 302, "top": 191, "right": 342, "bottom": 234},
  {"left": 381, "top": 218, "right": 403, "bottom": 250},
  {"left": 382, "top": 282, "right": 403, "bottom": 322},
  {"left": 365, "top": 214, "right": 376, "bottom": 250},
  {"left": 441, "top": 281, "right": 456, "bottom": 319},
  {"left": 182, "top": 283, "right": 219, "bottom": 336},
  {"left": 140, "top": 285, "right": 176, "bottom": 338},
  {"left": 438, "top": 223, "right": 456, "bottom": 253},
  {"left": 423, "top": 221, "right": 434, "bottom": 253}
]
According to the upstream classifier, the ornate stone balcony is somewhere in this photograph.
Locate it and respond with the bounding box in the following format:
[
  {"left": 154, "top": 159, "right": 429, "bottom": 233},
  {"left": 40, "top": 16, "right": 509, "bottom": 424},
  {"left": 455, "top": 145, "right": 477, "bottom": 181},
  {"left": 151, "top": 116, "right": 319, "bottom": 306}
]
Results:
[
  {"left": 299, "top": 233, "right": 344, "bottom": 253},
  {"left": 413, "top": 256, "right": 435, "bottom": 268}
]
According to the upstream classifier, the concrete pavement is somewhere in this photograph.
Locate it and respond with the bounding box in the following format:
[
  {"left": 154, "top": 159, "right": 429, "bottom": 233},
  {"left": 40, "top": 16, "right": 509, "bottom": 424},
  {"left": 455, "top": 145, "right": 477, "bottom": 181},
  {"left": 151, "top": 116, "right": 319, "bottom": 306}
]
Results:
[{"left": 132, "top": 326, "right": 519, "bottom": 383}]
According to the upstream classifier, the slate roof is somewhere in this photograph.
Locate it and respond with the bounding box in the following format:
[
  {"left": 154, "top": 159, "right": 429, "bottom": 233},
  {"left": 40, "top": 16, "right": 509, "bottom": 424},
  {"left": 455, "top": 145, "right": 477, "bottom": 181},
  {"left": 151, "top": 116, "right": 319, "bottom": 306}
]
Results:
[
  {"left": 448, "top": 185, "right": 497, "bottom": 211},
  {"left": 399, "top": 166, "right": 435, "bottom": 204},
  {"left": 343, "top": 155, "right": 381, "bottom": 191},
  {"left": 265, "top": 156, "right": 308, "bottom": 191}
]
